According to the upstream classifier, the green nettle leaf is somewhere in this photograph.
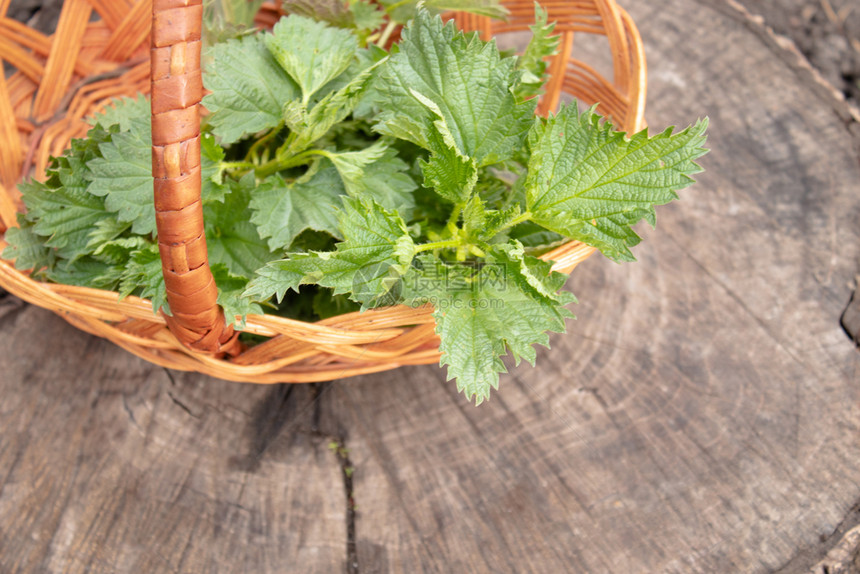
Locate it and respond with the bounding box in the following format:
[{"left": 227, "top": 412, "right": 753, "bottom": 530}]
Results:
[
  {"left": 462, "top": 195, "right": 487, "bottom": 233},
  {"left": 250, "top": 168, "right": 344, "bottom": 252},
  {"left": 405, "top": 242, "right": 574, "bottom": 404},
  {"left": 47, "top": 257, "right": 125, "bottom": 290},
  {"left": 322, "top": 140, "right": 389, "bottom": 194},
  {"left": 245, "top": 252, "right": 331, "bottom": 303},
  {"left": 2, "top": 218, "right": 52, "bottom": 272},
  {"left": 89, "top": 105, "right": 223, "bottom": 236},
  {"left": 205, "top": 174, "right": 277, "bottom": 278},
  {"left": 484, "top": 206, "right": 524, "bottom": 241},
  {"left": 281, "top": 0, "right": 384, "bottom": 33},
  {"left": 203, "top": 33, "right": 300, "bottom": 144},
  {"left": 350, "top": 150, "right": 417, "bottom": 219},
  {"left": 526, "top": 105, "right": 709, "bottom": 261},
  {"left": 283, "top": 54, "right": 388, "bottom": 154},
  {"left": 266, "top": 15, "right": 358, "bottom": 105},
  {"left": 246, "top": 197, "right": 415, "bottom": 308},
  {"left": 119, "top": 244, "right": 168, "bottom": 314},
  {"left": 201, "top": 133, "right": 230, "bottom": 203},
  {"left": 6, "top": 105, "right": 141, "bottom": 272},
  {"left": 92, "top": 236, "right": 150, "bottom": 265},
  {"left": 348, "top": 0, "right": 385, "bottom": 32},
  {"left": 424, "top": 0, "right": 508, "bottom": 18},
  {"left": 88, "top": 100, "right": 157, "bottom": 235},
  {"left": 514, "top": 4, "right": 560, "bottom": 101},
  {"left": 210, "top": 263, "right": 262, "bottom": 329},
  {"left": 25, "top": 167, "right": 108, "bottom": 260},
  {"left": 85, "top": 217, "right": 132, "bottom": 252},
  {"left": 420, "top": 142, "right": 479, "bottom": 205},
  {"left": 89, "top": 131, "right": 156, "bottom": 235},
  {"left": 375, "top": 9, "right": 535, "bottom": 167},
  {"left": 90, "top": 94, "right": 151, "bottom": 132},
  {"left": 410, "top": 90, "right": 479, "bottom": 204}
]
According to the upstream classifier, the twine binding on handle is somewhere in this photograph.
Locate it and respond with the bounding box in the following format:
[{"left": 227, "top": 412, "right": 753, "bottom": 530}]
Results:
[{"left": 0, "top": 0, "right": 647, "bottom": 383}]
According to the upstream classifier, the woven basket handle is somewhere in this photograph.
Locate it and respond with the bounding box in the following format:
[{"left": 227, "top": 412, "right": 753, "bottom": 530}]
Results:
[{"left": 151, "top": 0, "right": 239, "bottom": 355}]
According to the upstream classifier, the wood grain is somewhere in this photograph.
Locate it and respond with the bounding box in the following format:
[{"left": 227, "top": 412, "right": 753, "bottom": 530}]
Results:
[
  {"left": 1, "top": 1, "right": 860, "bottom": 572},
  {"left": 0, "top": 304, "right": 347, "bottom": 573}
]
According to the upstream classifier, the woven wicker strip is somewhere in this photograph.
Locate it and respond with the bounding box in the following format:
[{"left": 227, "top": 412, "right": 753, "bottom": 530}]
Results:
[{"left": 0, "top": 0, "right": 647, "bottom": 384}]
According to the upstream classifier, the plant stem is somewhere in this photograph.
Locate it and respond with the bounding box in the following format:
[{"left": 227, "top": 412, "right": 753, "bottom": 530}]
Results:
[
  {"left": 221, "top": 161, "right": 256, "bottom": 171},
  {"left": 497, "top": 210, "right": 533, "bottom": 233},
  {"left": 255, "top": 158, "right": 282, "bottom": 178},
  {"left": 245, "top": 122, "right": 283, "bottom": 162},
  {"left": 255, "top": 149, "right": 324, "bottom": 178},
  {"left": 417, "top": 211, "right": 532, "bottom": 255},
  {"left": 468, "top": 244, "right": 486, "bottom": 257},
  {"left": 276, "top": 132, "right": 298, "bottom": 159},
  {"left": 415, "top": 238, "right": 463, "bottom": 253},
  {"left": 446, "top": 203, "right": 463, "bottom": 234}
]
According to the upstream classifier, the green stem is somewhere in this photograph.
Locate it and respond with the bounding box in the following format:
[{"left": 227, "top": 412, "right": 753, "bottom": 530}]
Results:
[
  {"left": 446, "top": 203, "right": 463, "bottom": 234},
  {"left": 254, "top": 158, "right": 282, "bottom": 178},
  {"left": 221, "top": 161, "right": 256, "bottom": 171},
  {"left": 276, "top": 132, "right": 298, "bottom": 159},
  {"left": 284, "top": 149, "right": 327, "bottom": 167},
  {"left": 497, "top": 210, "right": 533, "bottom": 233},
  {"left": 245, "top": 122, "right": 284, "bottom": 162},
  {"left": 415, "top": 238, "right": 463, "bottom": 253},
  {"left": 255, "top": 149, "right": 324, "bottom": 178},
  {"left": 468, "top": 244, "right": 486, "bottom": 257}
]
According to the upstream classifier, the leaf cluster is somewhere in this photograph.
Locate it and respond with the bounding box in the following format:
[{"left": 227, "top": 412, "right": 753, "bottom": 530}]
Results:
[{"left": 2, "top": 2, "right": 708, "bottom": 404}]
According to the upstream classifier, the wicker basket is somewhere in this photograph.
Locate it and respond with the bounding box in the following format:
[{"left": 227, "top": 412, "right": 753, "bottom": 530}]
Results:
[{"left": 0, "top": 0, "right": 646, "bottom": 383}]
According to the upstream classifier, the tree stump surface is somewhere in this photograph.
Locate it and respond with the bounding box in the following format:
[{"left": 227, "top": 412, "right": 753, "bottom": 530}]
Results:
[{"left": 2, "top": 1, "right": 860, "bottom": 572}]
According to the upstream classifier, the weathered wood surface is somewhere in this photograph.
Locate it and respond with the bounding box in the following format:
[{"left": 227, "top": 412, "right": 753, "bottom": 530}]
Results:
[{"left": 2, "top": 1, "right": 860, "bottom": 572}]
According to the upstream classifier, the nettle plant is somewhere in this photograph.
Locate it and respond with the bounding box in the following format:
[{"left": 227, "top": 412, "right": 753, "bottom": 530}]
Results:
[{"left": 3, "top": 1, "right": 708, "bottom": 404}]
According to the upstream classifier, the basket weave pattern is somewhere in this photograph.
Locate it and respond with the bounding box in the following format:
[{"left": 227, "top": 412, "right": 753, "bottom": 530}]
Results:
[{"left": 0, "top": 0, "right": 646, "bottom": 383}]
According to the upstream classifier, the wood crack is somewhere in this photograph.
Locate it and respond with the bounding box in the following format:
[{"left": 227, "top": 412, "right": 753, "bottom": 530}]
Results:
[
  {"left": 166, "top": 390, "right": 201, "bottom": 419},
  {"left": 325, "top": 435, "right": 359, "bottom": 574},
  {"left": 122, "top": 393, "right": 143, "bottom": 433},
  {"left": 162, "top": 368, "right": 203, "bottom": 419},
  {"left": 774, "top": 499, "right": 860, "bottom": 573},
  {"left": 278, "top": 425, "right": 360, "bottom": 573},
  {"left": 226, "top": 383, "right": 358, "bottom": 572},
  {"left": 839, "top": 276, "right": 860, "bottom": 347}
]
